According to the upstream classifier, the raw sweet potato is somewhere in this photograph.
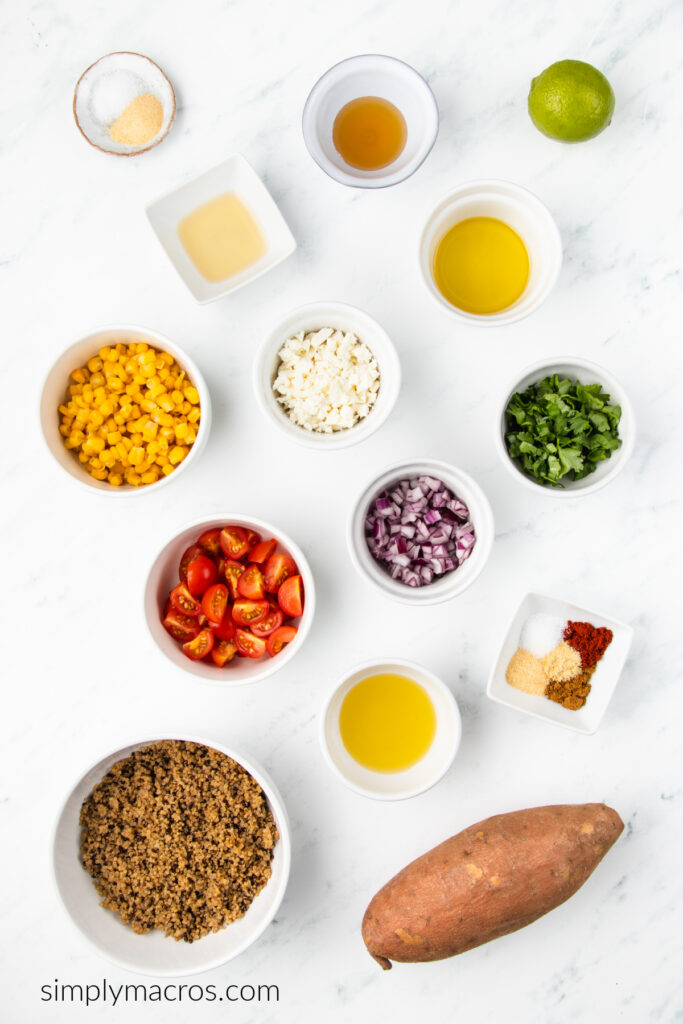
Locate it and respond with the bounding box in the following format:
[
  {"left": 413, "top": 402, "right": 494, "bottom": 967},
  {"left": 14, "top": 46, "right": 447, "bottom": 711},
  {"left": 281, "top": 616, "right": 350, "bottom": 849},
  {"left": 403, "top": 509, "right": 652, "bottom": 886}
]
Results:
[{"left": 362, "top": 802, "right": 623, "bottom": 970}]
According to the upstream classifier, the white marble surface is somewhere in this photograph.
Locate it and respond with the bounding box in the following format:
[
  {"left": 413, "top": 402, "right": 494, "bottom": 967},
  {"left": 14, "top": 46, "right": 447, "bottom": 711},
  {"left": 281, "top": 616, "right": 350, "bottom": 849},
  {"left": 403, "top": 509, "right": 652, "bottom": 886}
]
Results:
[{"left": 2, "top": 0, "right": 682, "bottom": 1020}]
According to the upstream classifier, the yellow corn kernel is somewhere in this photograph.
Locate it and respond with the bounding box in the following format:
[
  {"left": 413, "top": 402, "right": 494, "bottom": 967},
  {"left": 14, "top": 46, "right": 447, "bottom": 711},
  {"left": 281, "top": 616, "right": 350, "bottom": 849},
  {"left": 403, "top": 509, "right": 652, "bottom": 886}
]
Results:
[
  {"left": 78, "top": 451, "right": 89, "bottom": 463},
  {"left": 187, "top": 407, "right": 201, "bottom": 424},
  {"left": 71, "top": 367, "right": 88, "bottom": 384},
  {"left": 169, "top": 445, "right": 188, "bottom": 465},
  {"left": 141, "top": 469, "right": 159, "bottom": 485},
  {"left": 155, "top": 453, "right": 169, "bottom": 466},
  {"left": 106, "top": 431, "right": 121, "bottom": 445},
  {"left": 157, "top": 437, "right": 169, "bottom": 453},
  {"left": 174, "top": 421, "right": 190, "bottom": 441},
  {"left": 90, "top": 468, "right": 109, "bottom": 481},
  {"left": 128, "top": 446, "right": 145, "bottom": 466},
  {"left": 87, "top": 356, "right": 103, "bottom": 373},
  {"left": 157, "top": 395, "right": 174, "bottom": 413},
  {"left": 184, "top": 386, "right": 199, "bottom": 405},
  {"left": 69, "top": 383, "right": 83, "bottom": 396},
  {"left": 125, "top": 470, "right": 142, "bottom": 486},
  {"left": 107, "top": 376, "right": 124, "bottom": 392},
  {"left": 89, "top": 411, "right": 104, "bottom": 428},
  {"left": 159, "top": 427, "right": 175, "bottom": 443},
  {"left": 113, "top": 412, "right": 126, "bottom": 426},
  {"left": 59, "top": 423, "right": 70, "bottom": 437},
  {"left": 140, "top": 363, "right": 155, "bottom": 378},
  {"left": 115, "top": 343, "right": 126, "bottom": 355},
  {"left": 135, "top": 342, "right": 149, "bottom": 354},
  {"left": 139, "top": 398, "right": 156, "bottom": 413},
  {"left": 162, "top": 464, "right": 174, "bottom": 476},
  {"left": 149, "top": 381, "right": 165, "bottom": 399},
  {"left": 161, "top": 351, "right": 175, "bottom": 366},
  {"left": 99, "top": 448, "right": 116, "bottom": 468},
  {"left": 180, "top": 401, "right": 192, "bottom": 415},
  {"left": 107, "top": 472, "right": 123, "bottom": 486},
  {"left": 83, "top": 436, "right": 105, "bottom": 454},
  {"left": 88, "top": 456, "right": 102, "bottom": 470},
  {"left": 121, "top": 436, "right": 133, "bottom": 452},
  {"left": 171, "top": 389, "right": 183, "bottom": 406},
  {"left": 142, "top": 420, "right": 158, "bottom": 441},
  {"left": 98, "top": 346, "right": 112, "bottom": 360}
]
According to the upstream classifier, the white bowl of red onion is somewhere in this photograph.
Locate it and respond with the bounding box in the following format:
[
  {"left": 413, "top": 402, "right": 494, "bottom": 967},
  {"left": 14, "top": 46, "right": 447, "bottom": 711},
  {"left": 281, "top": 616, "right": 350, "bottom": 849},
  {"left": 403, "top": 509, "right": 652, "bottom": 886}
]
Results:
[{"left": 348, "top": 459, "right": 494, "bottom": 605}]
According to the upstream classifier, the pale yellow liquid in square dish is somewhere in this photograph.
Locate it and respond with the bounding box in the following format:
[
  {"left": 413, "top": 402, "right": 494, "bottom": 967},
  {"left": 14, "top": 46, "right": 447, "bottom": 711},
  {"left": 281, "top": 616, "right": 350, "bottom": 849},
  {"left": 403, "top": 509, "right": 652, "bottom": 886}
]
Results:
[{"left": 178, "top": 193, "right": 266, "bottom": 283}]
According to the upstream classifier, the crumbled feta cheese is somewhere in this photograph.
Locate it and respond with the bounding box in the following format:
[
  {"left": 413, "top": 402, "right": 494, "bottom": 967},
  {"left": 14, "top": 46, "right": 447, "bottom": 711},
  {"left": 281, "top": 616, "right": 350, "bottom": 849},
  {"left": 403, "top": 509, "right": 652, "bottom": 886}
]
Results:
[{"left": 273, "top": 327, "right": 380, "bottom": 433}]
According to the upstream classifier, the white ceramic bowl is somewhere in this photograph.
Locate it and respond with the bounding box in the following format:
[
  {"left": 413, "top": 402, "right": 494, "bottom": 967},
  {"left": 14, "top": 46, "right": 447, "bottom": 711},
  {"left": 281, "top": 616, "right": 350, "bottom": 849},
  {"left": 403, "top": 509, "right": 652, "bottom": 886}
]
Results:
[
  {"left": 487, "top": 592, "right": 633, "bottom": 734},
  {"left": 254, "top": 301, "right": 401, "bottom": 450},
  {"left": 146, "top": 155, "right": 296, "bottom": 303},
  {"left": 348, "top": 458, "right": 494, "bottom": 605},
  {"left": 73, "top": 52, "right": 176, "bottom": 156},
  {"left": 320, "top": 659, "right": 461, "bottom": 800},
  {"left": 420, "top": 179, "right": 563, "bottom": 325},
  {"left": 39, "top": 325, "right": 211, "bottom": 496},
  {"left": 302, "top": 54, "right": 439, "bottom": 188},
  {"left": 144, "top": 514, "right": 315, "bottom": 684},
  {"left": 52, "top": 735, "right": 291, "bottom": 975},
  {"left": 495, "top": 356, "right": 635, "bottom": 497}
]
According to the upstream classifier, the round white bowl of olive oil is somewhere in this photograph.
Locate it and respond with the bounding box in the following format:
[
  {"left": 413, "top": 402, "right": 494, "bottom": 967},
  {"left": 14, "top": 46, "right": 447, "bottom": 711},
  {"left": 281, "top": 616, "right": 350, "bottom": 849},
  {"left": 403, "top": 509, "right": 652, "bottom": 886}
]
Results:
[
  {"left": 420, "top": 179, "right": 563, "bottom": 326},
  {"left": 320, "top": 659, "right": 461, "bottom": 800}
]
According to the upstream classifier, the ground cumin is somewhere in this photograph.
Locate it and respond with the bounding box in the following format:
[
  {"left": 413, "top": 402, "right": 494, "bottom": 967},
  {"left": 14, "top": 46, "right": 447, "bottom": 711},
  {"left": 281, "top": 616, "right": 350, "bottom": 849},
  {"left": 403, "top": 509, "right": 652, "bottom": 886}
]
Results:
[
  {"left": 546, "top": 665, "right": 597, "bottom": 710},
  {"left": 79, "top": 740, "right": 278, "bottom": 942}
]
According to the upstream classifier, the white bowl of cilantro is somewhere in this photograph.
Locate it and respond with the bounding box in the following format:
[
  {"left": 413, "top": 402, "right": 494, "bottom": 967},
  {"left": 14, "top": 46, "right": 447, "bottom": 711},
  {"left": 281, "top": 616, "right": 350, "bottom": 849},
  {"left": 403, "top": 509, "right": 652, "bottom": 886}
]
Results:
[{"left": 496, "top": 357, "right": 635, "bottom": 496}]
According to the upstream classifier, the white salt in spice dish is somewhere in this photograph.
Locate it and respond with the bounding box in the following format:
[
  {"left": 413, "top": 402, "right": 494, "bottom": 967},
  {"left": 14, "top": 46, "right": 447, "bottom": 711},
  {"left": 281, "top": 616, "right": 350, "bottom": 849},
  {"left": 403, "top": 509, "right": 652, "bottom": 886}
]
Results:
[
  {"left": 74, "top": 52, "right": 175, "bottom": 156},
  {"left": 519, "top": 612, "right": 564, "bottom": 657}
]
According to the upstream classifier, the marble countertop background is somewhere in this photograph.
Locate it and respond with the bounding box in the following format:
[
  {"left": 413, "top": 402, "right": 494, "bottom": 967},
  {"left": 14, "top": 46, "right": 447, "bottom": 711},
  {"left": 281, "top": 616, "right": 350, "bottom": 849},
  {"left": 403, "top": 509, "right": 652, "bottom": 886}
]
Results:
[{"left": 2, "top": 0, "right": 682, "bottom": 1020}]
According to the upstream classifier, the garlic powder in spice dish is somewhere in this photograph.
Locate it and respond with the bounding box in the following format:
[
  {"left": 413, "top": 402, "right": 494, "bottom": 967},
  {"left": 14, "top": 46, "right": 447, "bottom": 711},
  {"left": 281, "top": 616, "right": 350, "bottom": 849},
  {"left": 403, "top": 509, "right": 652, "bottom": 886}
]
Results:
[{"left": 273, "top": 328, "right": 380, "bottom": 432}]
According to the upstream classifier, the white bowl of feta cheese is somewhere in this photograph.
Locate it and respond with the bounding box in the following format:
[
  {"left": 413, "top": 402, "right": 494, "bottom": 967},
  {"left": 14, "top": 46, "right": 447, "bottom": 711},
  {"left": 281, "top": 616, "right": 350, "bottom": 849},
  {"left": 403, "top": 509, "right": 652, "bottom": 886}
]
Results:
[{"left": 254, "top": 302, "right": 401, "bottom": 450}]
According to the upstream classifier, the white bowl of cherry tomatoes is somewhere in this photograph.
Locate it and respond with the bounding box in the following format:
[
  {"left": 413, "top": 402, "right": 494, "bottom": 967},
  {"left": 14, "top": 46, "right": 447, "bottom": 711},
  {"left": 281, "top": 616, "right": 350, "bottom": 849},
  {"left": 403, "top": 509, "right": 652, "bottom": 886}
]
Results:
[{"left": 144, "top": 515, "right": 315, "bottom": 683}]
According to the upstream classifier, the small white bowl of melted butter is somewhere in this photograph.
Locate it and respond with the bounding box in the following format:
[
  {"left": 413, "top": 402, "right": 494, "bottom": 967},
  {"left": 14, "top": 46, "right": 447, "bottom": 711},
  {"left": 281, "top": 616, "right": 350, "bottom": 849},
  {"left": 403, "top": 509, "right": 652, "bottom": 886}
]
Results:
[{"left": 146, "top": 155, "right": 296, "bottom": 303}]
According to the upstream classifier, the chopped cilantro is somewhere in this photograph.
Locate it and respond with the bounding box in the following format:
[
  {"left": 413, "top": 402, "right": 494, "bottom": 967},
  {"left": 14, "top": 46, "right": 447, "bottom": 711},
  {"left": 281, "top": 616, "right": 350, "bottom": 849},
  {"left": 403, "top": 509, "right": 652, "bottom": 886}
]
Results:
[{"left": 504, "top": 374, "right": 622, "bottom": 487}]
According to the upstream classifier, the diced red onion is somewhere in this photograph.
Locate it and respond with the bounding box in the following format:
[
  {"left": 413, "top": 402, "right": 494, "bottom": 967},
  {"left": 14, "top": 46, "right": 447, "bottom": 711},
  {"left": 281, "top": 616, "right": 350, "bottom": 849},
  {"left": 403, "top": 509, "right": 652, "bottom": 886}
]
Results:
[{"left": 364, "top": 475, "right": 476, "bottom": 587}]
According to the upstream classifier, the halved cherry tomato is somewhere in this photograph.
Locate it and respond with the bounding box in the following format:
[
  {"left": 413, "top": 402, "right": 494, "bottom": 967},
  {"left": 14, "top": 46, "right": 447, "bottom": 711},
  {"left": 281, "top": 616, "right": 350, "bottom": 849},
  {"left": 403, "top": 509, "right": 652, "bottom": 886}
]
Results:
[
  {"left": 266, "top": 625, "right": 298, "bottom": 657},
  {"left": 211, "top": 637, "right": 238, "bottom": 666},
  {"left": 278, "top": 575, "right": 304, "bottom": 617},
  {"left": 250, "top": 604, "right": 283, "bottom": 637},
  {"left": 245, "top": 528, "right": 262, "bottom": 549},
  {"left": 163, "top": 605, "right": 201, "bottom": 642},
  {"left": 201, "top": 583, "right": 228, "bottom": 626},
  {"left": 182, "top": 628, "right": 214, "bottom": 661},
  {"left": 169, "top": 582, "right": 201, "bottom": 617},
  {"left": 235, "top": 628, "right": 267, "bottom": 659},
  {"left": 186, "top": 555, "right": 218, "bottom": 597},
  {"left": 237, "top": 564, "right": 265, "bottom": 600},
  {"left": 223, "top": 559, "right": 245, "bottom": 600},
  {"left": 263, "top": 553, "right": 297, "bottom": 593},
  {"left": 219, "top": 525, "right": 249, "bottom": 560},
  {"left": 232, "top": 599, "right": 269, "bottom": 626},
  {"left": 197, "top": 528, "right": 223, "bottom": 557},
  {"left": 214, "top": 555, "right": 226, "bottom": 579},
  {"left": 179, "top": 544, "right": 206, "bottom": 583},
  {"left": 248, "top": 538, "right": 276, "bottom": 564},
  {"left": 213, "top": 611, "right": 236, "bottom": 641}
]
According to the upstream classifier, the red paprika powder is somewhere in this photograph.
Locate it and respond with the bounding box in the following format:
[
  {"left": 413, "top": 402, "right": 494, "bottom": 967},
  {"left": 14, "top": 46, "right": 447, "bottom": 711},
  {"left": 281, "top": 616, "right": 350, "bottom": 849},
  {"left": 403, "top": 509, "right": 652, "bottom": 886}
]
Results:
[{"left": 563, "top": 620, "right": 613, "bottom": 667}]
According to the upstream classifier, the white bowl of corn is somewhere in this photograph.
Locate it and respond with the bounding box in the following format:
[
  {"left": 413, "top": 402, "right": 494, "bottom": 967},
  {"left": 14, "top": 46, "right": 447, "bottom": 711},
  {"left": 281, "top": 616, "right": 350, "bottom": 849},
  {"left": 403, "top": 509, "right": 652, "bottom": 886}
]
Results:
[{"left": 40, "top": 325, "right": 211, "bottom": 494}]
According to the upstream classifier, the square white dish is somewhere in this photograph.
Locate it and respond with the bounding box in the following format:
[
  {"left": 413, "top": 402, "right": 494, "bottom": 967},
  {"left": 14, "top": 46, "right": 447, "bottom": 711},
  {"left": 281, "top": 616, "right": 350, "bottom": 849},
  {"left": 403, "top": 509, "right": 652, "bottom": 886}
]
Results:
[
  {"left": 146, "top": 155, "right": 296, "bottom": 303},
  {"left": 487, "top": 592, "right": 633, "bottom": 734}
]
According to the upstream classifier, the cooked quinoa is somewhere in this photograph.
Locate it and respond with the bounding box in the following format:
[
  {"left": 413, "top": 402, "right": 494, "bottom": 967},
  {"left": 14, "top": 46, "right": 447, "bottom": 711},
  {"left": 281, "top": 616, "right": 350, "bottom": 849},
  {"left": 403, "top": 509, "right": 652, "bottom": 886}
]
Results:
[{"left": 79, "top": 740, "right": 278, "bottom": 942}]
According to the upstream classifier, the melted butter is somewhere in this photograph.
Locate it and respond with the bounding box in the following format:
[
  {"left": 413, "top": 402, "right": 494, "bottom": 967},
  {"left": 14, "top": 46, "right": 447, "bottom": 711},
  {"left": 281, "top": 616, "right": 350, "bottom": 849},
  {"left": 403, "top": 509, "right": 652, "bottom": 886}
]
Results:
[{"left": 178, "top": 193, "right": 266, "bottom": 283}]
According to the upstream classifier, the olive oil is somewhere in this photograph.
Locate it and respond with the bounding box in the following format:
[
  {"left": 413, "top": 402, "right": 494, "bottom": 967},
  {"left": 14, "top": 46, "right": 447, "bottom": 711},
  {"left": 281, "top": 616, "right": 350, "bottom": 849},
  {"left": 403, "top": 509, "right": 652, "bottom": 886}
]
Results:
[
  {"left": 339, "top": 673, "right": 436, "bottom": 773},
  {"left": 333, "top": 96, "right": 407, "bottom": 171},
  {"left": 178, "top": 192, "right": 265, "bottom": 283},
  {"left": 433, "top": 216, "right": 530, "bottom": 315}
]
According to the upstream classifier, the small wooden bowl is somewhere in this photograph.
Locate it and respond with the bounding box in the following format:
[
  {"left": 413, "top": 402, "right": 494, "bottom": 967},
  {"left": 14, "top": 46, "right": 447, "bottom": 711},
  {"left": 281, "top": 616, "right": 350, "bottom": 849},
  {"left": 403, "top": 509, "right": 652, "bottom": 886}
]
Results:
[{"left": 73, "top": 52, "right": 175, "bottom": 156}]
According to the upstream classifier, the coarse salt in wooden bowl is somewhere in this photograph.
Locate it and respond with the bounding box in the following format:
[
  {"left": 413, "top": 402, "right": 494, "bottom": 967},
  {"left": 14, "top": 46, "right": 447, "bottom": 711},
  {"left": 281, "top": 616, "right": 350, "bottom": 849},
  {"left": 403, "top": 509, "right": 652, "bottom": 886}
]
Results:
[{"left": 73, "top": 52, "right": 175, "bottom": 156}]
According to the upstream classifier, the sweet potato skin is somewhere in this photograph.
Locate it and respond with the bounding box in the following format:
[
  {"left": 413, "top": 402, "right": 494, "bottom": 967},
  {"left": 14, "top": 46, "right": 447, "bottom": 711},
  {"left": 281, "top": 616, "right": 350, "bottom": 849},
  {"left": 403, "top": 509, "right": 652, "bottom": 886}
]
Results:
[{"left": 362, "top": 803, "right": 623, "bottom": 970}]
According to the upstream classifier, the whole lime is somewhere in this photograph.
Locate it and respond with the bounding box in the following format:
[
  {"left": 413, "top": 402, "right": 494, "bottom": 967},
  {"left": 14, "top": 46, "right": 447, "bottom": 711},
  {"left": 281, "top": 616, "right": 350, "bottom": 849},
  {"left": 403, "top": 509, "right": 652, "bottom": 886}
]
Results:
[{"left": 528, "top": 59, "right": 615, "bottom": 142}]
